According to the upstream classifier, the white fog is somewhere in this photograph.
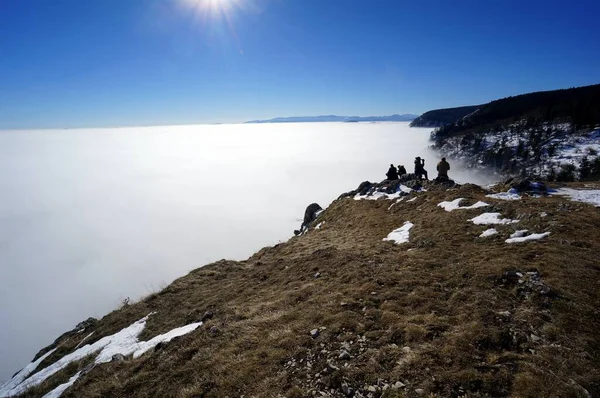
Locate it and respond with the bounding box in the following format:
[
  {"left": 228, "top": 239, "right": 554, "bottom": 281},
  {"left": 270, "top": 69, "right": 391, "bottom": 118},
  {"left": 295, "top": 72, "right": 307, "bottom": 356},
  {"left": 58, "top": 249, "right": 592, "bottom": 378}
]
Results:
[{"left": 0, "top": 122, "right": 493, "bottom": 381}]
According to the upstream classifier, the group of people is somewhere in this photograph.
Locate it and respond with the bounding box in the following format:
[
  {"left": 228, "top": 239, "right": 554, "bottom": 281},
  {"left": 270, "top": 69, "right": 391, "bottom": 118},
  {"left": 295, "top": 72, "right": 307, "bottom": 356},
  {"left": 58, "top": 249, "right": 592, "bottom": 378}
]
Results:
[
  {"left": 295, "top": 157, "right": 452, "bottom": 235},
  {"left": 385, "top": 156, "right": 451, "bottom": 181}
]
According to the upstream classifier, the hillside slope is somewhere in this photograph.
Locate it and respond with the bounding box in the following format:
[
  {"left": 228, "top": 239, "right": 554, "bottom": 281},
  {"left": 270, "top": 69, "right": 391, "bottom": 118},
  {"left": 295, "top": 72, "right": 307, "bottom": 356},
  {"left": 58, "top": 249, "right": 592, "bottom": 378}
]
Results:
[
  {"left": 2, "top": 180, "right": 600, "bottom": 398},
  {"left": 409, "top": 106, "right": 480, "bottom": 128},
  {"left": 427, "top": 84, "right": 600, "bottom": 179}
]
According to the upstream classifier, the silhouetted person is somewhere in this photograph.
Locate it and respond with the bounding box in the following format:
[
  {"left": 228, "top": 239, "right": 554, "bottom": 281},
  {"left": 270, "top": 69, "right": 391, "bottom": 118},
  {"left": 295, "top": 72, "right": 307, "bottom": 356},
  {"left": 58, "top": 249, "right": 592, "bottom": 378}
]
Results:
[
  {"left": 294, "top": 203, "right": 322, "bottom": 235},
  {"left": 397, "top": 165, "right": 407, "bottom": 176},
  {"left": 386, "top": 164, "right": 399, "bottom": 181},
  {"left": 414, "top": 157, "right": 428, "bottom": 180},
  {"left": 437, "top": 157, "right": 450, "bottom": 179}
]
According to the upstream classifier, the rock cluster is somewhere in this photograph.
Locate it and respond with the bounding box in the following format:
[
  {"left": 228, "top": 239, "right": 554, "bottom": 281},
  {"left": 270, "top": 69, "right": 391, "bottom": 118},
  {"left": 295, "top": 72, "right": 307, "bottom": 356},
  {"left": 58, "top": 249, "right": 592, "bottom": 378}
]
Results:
[{"left": 282, "top": 330, "right": 416, "bottom": 397}]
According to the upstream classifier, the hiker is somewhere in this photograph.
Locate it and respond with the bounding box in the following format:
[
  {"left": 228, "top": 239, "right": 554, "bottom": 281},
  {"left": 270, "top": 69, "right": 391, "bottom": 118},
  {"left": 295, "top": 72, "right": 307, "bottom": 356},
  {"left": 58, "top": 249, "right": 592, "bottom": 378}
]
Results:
[
  {"left": 414, "top": 157, "right": 428, "bottom": 180},
  {"left": 294, "top": 203, "right": 323, "bottom": 235},
  {"left": 397, "top": 165, "right": 407, "bottom": 176},
  {"left": 386, "top": 164, "right": 399, "bottom": 181},
  {"left": 436, "top": 157, "right": 451, "bottom": 179}
]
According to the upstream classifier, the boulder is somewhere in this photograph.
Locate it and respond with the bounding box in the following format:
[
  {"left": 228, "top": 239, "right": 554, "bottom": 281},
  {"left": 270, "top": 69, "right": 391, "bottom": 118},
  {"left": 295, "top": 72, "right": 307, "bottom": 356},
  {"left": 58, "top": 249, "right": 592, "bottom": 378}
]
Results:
[
  {"left": 200, "top": 311, "right": 214, "bottom": 322},
  {"left": 75, "top": 317, "right": 98, "bottom": 332},
  {"left": 337, "top": 181, "right": 373, "bottom": 199}
]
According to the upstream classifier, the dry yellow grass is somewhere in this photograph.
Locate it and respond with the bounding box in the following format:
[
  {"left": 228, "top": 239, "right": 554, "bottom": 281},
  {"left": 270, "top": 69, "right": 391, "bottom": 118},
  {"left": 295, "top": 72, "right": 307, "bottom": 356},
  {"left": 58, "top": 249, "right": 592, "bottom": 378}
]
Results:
[{"left": 15, "top": 181, "right": 600, "bottom": 397}]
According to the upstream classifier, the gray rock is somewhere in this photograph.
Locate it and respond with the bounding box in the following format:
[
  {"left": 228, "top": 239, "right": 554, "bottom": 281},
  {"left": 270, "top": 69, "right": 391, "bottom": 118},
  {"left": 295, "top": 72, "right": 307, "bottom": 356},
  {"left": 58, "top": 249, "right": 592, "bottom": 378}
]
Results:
[
  {"left": 310, "top": 329, "right": 320, "bottom": 338},
  {"left": 341, "top": 382, "right": 351, "bottom": 396},
  {"left": 201, "top": 311, "right": 214, "bottom": 322},
  {"left": 75, "top": 317, "right": 98, "bottom": 331},
  {"left": 530, "top": 334, "right": 541, "bottom": 342},
  {"left": 503, "top": 270, "right": 523, "bottom": 280},
  {"left": 314, "top": 272, "right": 321, "bottom": 278},
  {"left": 111, "top": 353, "right": 125, "bottom": 362},
  {"left": 328, "top": 362, "right": 340, "bottom": 371},
  {"left": 339, "top": 350, "right": 351, "bottom": 360},
  {"left": 415, "top": 388, "right": 424, "bottom": 395},
  {"left": 393, "top": 381, "right": 405, "bottom": 389},
  {"left": 407, "top": 181, "right": 422, "bottom": 190}
]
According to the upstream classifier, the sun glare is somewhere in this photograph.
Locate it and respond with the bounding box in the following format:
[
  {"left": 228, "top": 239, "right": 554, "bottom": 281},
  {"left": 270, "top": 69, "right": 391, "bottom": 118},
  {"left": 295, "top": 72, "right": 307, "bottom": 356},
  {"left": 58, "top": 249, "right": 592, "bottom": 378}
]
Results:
[
  {"left": 179, "top": 0, "right": 237, "bottom": 15},
  {"left": 176, "top": 0, "right": 249, "bottom": 53}
]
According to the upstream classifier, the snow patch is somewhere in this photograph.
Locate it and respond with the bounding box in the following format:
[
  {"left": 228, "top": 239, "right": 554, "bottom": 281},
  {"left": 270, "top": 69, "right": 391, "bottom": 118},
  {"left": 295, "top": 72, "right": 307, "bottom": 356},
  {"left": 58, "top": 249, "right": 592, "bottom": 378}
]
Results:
[
  {"left": 486, "top": 191, "right": 521, "bottom": 201},
  {"left": 479, "top": 228, "right": 498, "bottom": 238},
  {"left": 438, "top": 198, "right": 489, "bottom": 212},
  {"left": 74, "top": 332, "right": 94, "bottom": 350},
  {"left": 387, "top": 198, "right": 404, "bottom": 210},
  {"left": 509, "top": 230, "right": 529, "bottom": 238},
  {"left": 407, "top": 197, "right": 417, "bottom": 202},
  {"left": 41, "top": 372, "right": 81, "bottom": 398},
  {"left": 354, "top": 191, "right": 403, "bottom": 201},
  {"left": 469, "top": 213, "right": 519, "bottom": 225},
  {"left": 506, "top": 232, "right": 550, "bottom": 244},
  {"left": 383, "top": 222, "right": 413, "bottom": 244},
  {"left": 555, "top": 188, "right": 600, "bottom": 207},
  {"left": 0, "top": 315, "right": 202, "bottom": 398},
  {"left": 315, "top": 222, "right": 324, "bottom": 229},
  {"left": 132, "top": 323, "right": 203, "bottom": 359}
]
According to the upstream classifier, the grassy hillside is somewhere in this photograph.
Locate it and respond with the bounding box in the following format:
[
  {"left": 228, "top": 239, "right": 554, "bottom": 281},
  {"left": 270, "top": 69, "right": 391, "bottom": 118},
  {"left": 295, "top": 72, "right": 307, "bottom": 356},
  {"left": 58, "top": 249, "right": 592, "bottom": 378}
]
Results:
[{"left": 7, "top": 181, "right": 600, "bottom": 398}]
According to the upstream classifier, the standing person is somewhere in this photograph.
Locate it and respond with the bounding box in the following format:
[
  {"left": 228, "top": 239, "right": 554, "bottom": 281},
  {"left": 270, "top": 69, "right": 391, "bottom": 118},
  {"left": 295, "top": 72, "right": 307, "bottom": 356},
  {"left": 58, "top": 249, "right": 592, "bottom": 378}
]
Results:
[
  {"left": 436, "top": 157, "right": 451, "bottom": 179},
  {"left": 386, "top": 164, "right": 399, "bottom": 180},
  {"left": 397, "top": 165, "right": 407, "bottom": 176},
  {"left": 414, "top": 157, "right": 428, "bottom": 180}
]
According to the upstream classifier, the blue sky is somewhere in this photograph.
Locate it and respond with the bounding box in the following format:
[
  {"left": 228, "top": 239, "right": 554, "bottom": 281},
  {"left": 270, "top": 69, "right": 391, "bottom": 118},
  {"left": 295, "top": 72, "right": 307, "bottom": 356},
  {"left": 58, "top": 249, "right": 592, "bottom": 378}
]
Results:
[{"left": 0, "top": 0, "right": 599, "bottom": 129}]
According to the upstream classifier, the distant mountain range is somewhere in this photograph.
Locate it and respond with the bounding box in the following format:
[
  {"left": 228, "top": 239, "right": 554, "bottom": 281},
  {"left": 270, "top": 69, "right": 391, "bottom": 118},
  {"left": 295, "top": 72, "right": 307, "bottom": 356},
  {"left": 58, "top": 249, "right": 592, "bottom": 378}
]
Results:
[{"left": 244, "top": 114, "right": 418, "bottom": 123}]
